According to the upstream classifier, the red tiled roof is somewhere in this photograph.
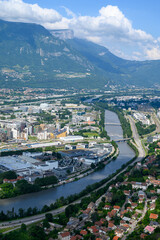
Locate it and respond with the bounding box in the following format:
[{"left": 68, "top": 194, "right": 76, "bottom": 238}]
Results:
[
  {"left": 140, "top": 233, "right": 147, "bottom": 239},
  {"left": 149, "top": 213, "right": 158, "bottom": 219},
  {"left": 80, "top": 230, "right": 87, "bottom": 236},
  {"left": 71, "top": 237, "right": 76, "bottom": 240},
  {"left": 61, "top": 232, "right": 70, "bottom": 238},
  {"left": 87, "top": 226, "right": 98, "bottom": 233},
  {"left": 113, "top": 236, "right": 119, "bottom": 240},
  {"left": 114, "top": 205, "right": 120, "bottom": 209}
]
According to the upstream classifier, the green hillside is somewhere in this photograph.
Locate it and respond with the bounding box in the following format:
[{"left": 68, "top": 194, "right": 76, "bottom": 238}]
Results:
[
  {"left": 0, "top": 19, "right": 160, "bottom": 89},
  {"left": 67, "top": 38, "right": 160, "bottom": 88},
  {"left": 0, "top": 19, "right": 108, "bottom": 89}
]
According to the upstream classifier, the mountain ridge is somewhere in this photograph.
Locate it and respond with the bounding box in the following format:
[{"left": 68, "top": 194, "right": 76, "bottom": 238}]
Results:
[{"left": 0, "top": 19, "right": 160, "bottom": 89}]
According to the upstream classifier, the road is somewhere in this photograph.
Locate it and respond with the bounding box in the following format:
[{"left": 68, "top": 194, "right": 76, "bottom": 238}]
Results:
[
  {"left": 127, "top": 115, "right": 146, "bottom": 159},
  {"left": 122, "top": 200, "right": 148, "bottom": 240},
  {"left": 152, "top": 112, "right": 160, "bottom": 133}
]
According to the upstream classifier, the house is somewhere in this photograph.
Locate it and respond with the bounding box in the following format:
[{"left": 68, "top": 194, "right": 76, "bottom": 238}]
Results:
[
  {"left": 80, "top": 230, "right": 87, "bottom": 236},
  {"left": 108, "top": 222, "right": 116, "bottom": 230},
  {"left": 140, "top": 233, "right": 147, "bottom": 239},
  {"left": 124, "top": 190, "right": 130, "bottom": 196},
  {"left": 113, "top": 236, "right": 119, "bottom": 240},
  {"left": 111, "top": 210, "right": 117, "bottom": 216},
  {"left": 150, "top": 203, "right": 156, "bottom": 210},
  {"left": 66, "top": 218, "right": 79, "bottom": 230},
  {"left": 104, "top": 205, "right": 111, "bottom": 210},
  {"left": 127, "top": 207, "right": 132, "bottom": 212},
  {"left": 71, "top": 235, "right": 82, "bottom": 240},
  {"left": 150, "top": 190, "right": 156, "bottom": 194},
  {"left": 79, "top": 213, "right": 88, "bottom": 221},
  {"left": 138, "top": 198, "right": 144, "bottom": 204},
  {"left": 150, "top": 179, "right": 160, "bottom": 187},
  {"left": 144, "top": 226, "right": 155, "bottom": 234},
  {"left": 122, "top": 217, "right": 131, "bottom": 222},
  {"left": 87, "top": 226, "right": 99, "bottom": 234},
  {"left": 120, "top": 210, "right": 128, "bottom": 218},
  {"left": 131, "top": 202, "right": 137, "bottom": 209},
  {"left": 88, "top": 202, "right": 95, "bottom": 209},
  {"left": 151, "top": 196, "right": 157, "bottom": 203},
  {"left": 82, "top": 208, "right": 91, "bottom": 215},
  {"left": 157, "top": 189, "right": 160, "bottom": 194},
  {"left": 132, "top": 213, "right": 139, "bottom": 220},
  {"left": 149, "top": 213, "right": 158, "bottom": 220},
  {"left": 70, "top": 237, "right": 77, "bottom": 240},
  {"left": 115, "top": 228, "right": 124, "bottom": 237},
  {"left": 128, "top": 198, "right": 132, "bottom": 204},
  {"left": 114, "top": 206, "right": 121, "bottom": 212},
  {"left": 120, "top": 220, "right": 126, "bottom": 226},
  {"left": 138, "top": 190, "right": 145, "bottom": 198},
  {"left": 131, "top": 182, "right": 147, "bottom": 190},
  {"left": 59, "top": 232, "right": 71, "bottom": 240},
  {"left": 3, "top": 176, "right": 24, "bottom": 186},
  {"left": 95, "top": 221, "right": 103, "bottom": 227},
  {"left": 105, "top": 192, "right": 113, "bottom": 202},
  {"left": 150, "top": 221, "right": 159, "bottom": 227},
  {"left": 123, "top": 224, "right": 130, "bottom": 231}
]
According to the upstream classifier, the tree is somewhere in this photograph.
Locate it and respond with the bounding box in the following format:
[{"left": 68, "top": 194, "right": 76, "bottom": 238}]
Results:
[
  {"left": 28, "top": 225, "right": 46, "bottom": 240},
  {"left": 21, "top": 223, "right": 27, "bottom": 232},
  {"left": 91, "top": 212, "right": 99, "bottom": 223},
  {"left": 91, "top": 163, "right": 96, "bottom": 169},
  {"left": 65, "top": 205, "right": 74, "bottom": 218},
  {"left": 26, "top": 207, "right": 32, "bottom": 216},
  {"left": 45, "top": 213, "right": 53, "bottom": 222},
  {"left": 18, "top": 208, "right": 24, "bottom": 218},
  {"left": 0, "top": 171, "right": 17, "bottom": 183},
  {"left": 43, "top": 219, "right": 50, "bottom": 229}
]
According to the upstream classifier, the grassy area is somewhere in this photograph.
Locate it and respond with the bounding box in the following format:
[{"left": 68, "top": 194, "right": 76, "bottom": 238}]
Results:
[
  {"left": 141, "top": 139, "right": 148, "bottom": 155},
  {"left": 0, "top": 226, "right": 18, "bottom": 233},
  {"left": 83, "top": 132, "right": 99, "bottom": 137},
  {"left": 28, "top": 136, "right": 37, "bottom": 141}
]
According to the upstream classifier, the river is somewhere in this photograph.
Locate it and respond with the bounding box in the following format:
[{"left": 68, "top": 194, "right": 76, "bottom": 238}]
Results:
[{"left": 0, "top": 110, "right": 135, "bottom": 213}]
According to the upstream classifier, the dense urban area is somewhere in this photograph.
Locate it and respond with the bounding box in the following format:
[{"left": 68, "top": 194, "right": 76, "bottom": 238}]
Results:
[{"left": 0, "top": 88, "right": 159, "bottom": 239}]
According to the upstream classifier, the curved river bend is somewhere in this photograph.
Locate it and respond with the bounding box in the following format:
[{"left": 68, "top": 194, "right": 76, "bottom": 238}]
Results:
[{"left": 0, "top": 110, "right": 135, "bottom": 213}]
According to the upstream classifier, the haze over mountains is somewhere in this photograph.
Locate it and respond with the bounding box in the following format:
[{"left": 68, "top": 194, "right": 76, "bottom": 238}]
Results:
[{"left": 0, "top": 19, "right": 160, "bottom": 89}]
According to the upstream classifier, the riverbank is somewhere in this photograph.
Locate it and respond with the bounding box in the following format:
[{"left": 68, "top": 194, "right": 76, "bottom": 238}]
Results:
[{"left": 0, "top": 109, "right": 135, "bottom": 214}]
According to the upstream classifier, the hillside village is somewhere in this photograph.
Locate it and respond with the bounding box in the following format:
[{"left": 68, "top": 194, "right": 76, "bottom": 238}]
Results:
[{"left": 54, "top": 153, "right": 160, "bottom": 240}]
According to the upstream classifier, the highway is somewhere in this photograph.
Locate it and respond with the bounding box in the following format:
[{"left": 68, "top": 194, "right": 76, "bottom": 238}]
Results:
[{"left": 127, "top": 115, "right": 146, "bottom": 159}]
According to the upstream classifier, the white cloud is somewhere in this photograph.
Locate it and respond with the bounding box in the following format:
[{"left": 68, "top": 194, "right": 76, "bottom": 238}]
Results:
[
  {"left": 61, "top": 6, "right": 76, "bottom": 18},
  {"left": 145, "top": 47, "right": 160, "bottom": 60},
  {"left": 0, "top": 0, "right": 61, "bottom": 24},
  {"left": 0, "top": 1, "right": 160, "bottom": 60}
]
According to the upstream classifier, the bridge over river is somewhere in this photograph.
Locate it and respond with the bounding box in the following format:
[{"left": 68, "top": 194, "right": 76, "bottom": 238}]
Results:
[
  {"left": 105, "top": 122, "right": 121, "bottom": 126},
  {"left": 114, "top": 138, "right": 131, "bottom": 143}
]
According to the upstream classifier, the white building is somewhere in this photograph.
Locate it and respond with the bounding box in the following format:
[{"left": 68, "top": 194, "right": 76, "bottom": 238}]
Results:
[
  {"left": 133, "top": 112, "right": 150, "bottom": 125},
  {"left": 60, "top": 135, "right": 84, "bottom": 142},
  {"left": 37, "top": 131, "right": 48, "bottom": 140},
  {"left": 36, "top": 160, "right": 58, "bottom": 171}
]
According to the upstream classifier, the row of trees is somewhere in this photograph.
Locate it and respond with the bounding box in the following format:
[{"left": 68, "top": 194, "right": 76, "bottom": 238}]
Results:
[
  {"left": 114, "top": 109, "right": 132, "bottom": 138},
  {"left": 35, "top": 176, "right": 58, "bottom": 187}
]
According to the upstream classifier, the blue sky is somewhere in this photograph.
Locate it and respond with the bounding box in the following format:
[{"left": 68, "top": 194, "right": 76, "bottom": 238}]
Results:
[
  {"left": 0, "top": 0, "right": 160, "bottom": 60},
  {"left": 23, "top": 0, "right": 160, "bottom": 37}
]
